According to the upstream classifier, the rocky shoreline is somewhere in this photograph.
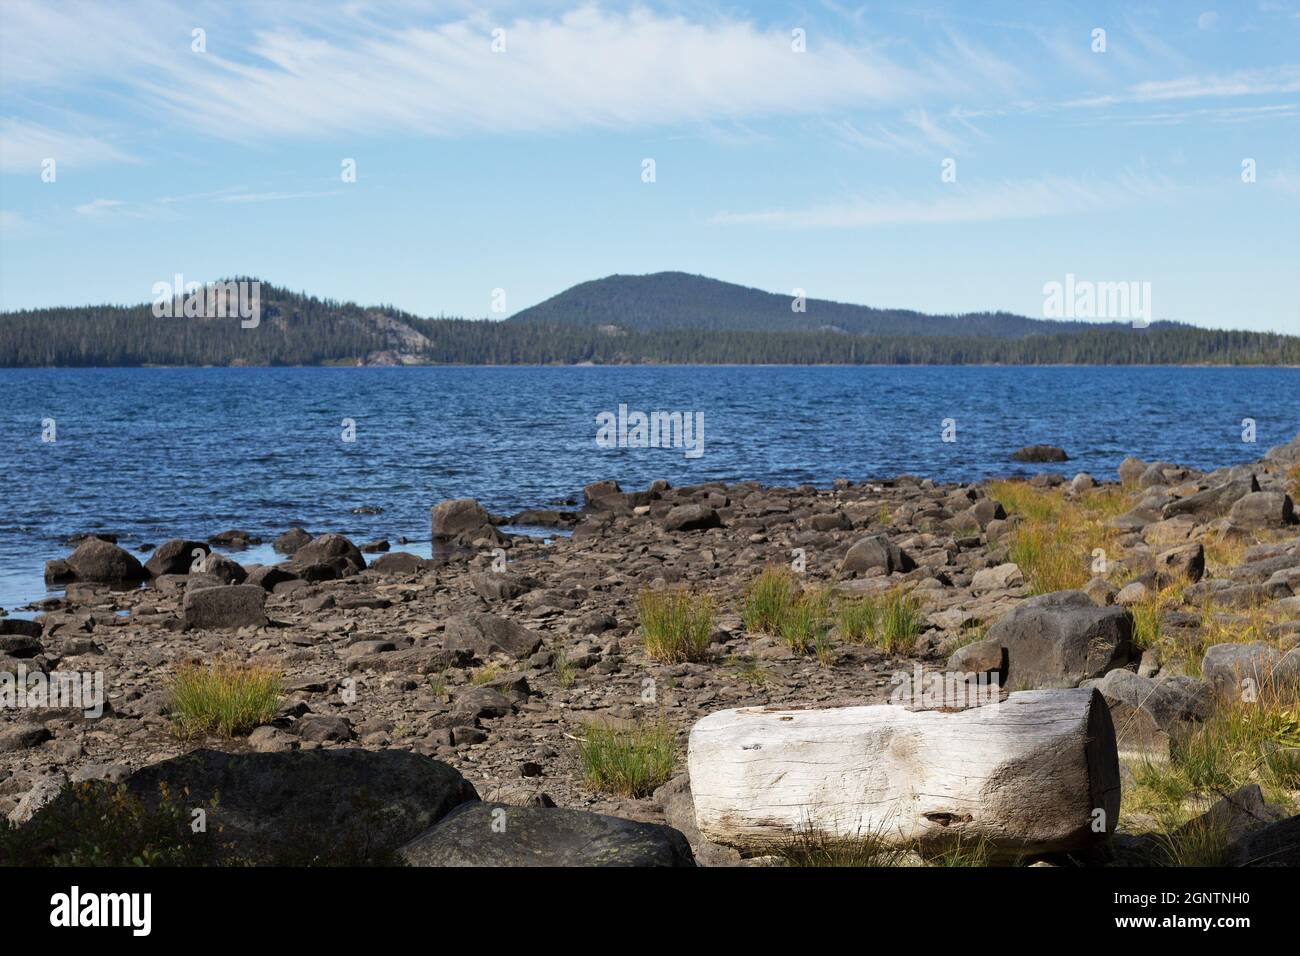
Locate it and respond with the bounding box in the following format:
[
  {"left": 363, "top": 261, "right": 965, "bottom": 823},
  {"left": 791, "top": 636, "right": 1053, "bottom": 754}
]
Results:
[{"left": 3, "top": 433, "right": 1300, "bottom": 866}]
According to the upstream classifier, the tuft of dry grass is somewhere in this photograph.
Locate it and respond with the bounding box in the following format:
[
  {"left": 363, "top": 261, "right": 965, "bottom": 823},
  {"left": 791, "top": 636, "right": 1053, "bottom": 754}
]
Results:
[
  {"left": 638, "top": 586, "right": 714, "bottom": 663},
  {"left": 988, "top": 481, "right": 1126, "bottom": 594},
  {"left": 167, "top": 660, "right": 281, "bottom": 738},
  {"left": 578, "top": 721, "right": 676, "bottom": 798},
  {"left": 742, "top": 565, "right": 798, "bottom": 635}
]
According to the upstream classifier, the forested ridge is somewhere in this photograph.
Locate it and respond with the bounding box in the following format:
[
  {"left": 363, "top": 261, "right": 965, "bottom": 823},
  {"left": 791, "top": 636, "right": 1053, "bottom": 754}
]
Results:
[{"left": 1, "top": 278, "right": 1296, "bottom": 367}]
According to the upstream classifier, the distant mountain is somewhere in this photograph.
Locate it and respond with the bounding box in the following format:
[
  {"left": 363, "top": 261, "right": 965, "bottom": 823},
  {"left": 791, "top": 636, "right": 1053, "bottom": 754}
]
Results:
[
  {"left": 2, "top": 276, "right": 1297, "bottom": 367},
  {"left": 508, "top": 271, "right": 1121, "bottom": 337}
]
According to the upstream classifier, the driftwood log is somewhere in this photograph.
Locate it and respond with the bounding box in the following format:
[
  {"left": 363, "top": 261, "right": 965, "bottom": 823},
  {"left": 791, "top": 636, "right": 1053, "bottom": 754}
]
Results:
[{"left": 688, "top": 688, "right": 1120, "bottom": 857}]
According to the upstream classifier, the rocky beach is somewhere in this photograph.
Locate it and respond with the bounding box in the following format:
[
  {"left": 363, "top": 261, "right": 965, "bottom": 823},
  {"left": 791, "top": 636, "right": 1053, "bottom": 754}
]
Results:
[{"left": 3, "top": 431, "right": 1299, "bottom": 867}]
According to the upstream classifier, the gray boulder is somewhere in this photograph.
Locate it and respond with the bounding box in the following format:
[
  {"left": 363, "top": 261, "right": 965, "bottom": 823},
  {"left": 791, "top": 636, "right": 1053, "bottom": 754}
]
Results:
[
  {"left": 23, "top": 748, "right": 478, "bottom": 865},
  {"left": 1201, "top": 643, "right": 1300, "bottom": 699},
  {"left": 1228, "top": 492, "right": 1296, "bottom": 529},
  {"left": 663, "top": 504, "right": 722, "bottom": 532},
  {"left": 1162, "top": 475, "right": 1259, "bottom": 520},
  {"left": 1012, "top": 444, "right": 1068, "bottom": 463},
  {"left": 400, "top": 802, "right": 695, "bottom": 867},
  {"left": 291, "top": 533, "right": 365, "bottom": 573},
  {"left": 183, "top": 585, "right": 268, "bottom": 630},
  {"left": 245, "top": 565, "right": 298, "bottom": 591},
  {"left": 841, "top": 534, "right": 916, "bottom": 575},
  {"left": 444, "top": 613, "right": 543, "bottom": 660},
  {"left": 369, "top": 551, "right": 426, "bottom": 574},
  {"left": 1092, "top": 669, "right": 1212, "bottom": 758},
  {"left": 1155, "top": 542, "right": 1205, "bottom": 585},
  {"left": 65, "top": 538, "right": 147, "bottom": 583},
  {"left": 985, "top": 590, "right": 1133, "bottom": 689},
  {"left": 470, "top": 571, "right": 536, "bottom": 601},
  {"left": 201, "top": 552, "right": 248, "bottom": 585},
  {"left": 145, "top": 539, "right": 210, "bottom": 577},
  {"left": 429, "top": 499, "right": 502, "bottom": 544},
  {"left": 272, "top": 527, "right": 313, "bottom": 555},
  {"left": 1118, "top": 457, "right": 1148, "bottom": 485},
  {"left": 1228, "top": 813, "right": 1300, "bottom": 866}
]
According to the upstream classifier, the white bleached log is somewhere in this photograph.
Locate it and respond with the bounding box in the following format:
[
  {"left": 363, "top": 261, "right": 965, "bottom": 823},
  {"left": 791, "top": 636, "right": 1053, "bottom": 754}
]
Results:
[{"left": 688, "top": 688, "right": 1119, "bottom": 856}]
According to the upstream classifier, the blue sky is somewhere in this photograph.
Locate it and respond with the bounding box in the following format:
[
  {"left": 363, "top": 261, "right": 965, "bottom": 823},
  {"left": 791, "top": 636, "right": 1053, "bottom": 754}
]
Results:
[{"left": 1, "top": 0, "right": 1297, "bottom": 331}]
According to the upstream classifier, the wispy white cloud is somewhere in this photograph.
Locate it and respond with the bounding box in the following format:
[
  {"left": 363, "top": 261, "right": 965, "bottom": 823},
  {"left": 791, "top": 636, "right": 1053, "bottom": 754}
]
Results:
[
  {"left": 0, "top": 2, "right": 1018, "bottom": 148},
  {"left": 1065, "top": 65, "right": 1300, "bottom": 107},
  {"left": 707, "top": 172, "right": 1178, "bottom": 229},
  {"left": 73, "top": 198, "right": 127, "bottom": 217},
  {"left": 0, "top": 118, "right": 133, "bottom": 173}
]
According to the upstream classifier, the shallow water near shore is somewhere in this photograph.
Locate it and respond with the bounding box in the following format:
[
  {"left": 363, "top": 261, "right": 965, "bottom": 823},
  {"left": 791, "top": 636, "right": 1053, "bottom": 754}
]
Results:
[{"left": 2, "top": 364, "right": 1298, "bottom": 613}]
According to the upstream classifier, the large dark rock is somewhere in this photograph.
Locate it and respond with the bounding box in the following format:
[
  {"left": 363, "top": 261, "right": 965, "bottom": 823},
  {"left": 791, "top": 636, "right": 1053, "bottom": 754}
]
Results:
[
  {"left": 1091, "top": 669, "right": 1212, "bottom": 758},
  {"left": 65, "top": 538, "right": 147, "bottom": 583},
  {"left": 1228, "top": 813, "right": 1300, "bottom": 866},
  {"left": 1012, "top": 445, "right": 1068, "bottom": 463},
  {"left": 22, "top": 748, "right": 479, "bottom": 865},
  {"left": 840, "top": 534, "right": 916, "bottom": 575},
  {"left": 1155, "top": 542, "right": 1205, "bottom": 585},
  {"left": 662, "top": 504, "right": 722, "bottom": 532},
  {"left": 201, "top": 552, "right": 248, "bottom": 585},
  {"left": 183, "top": 584, "right": 268, "bottom": 630},
  {"left": 444, "top": 613, "right": 543, "bottom": 660},
  {"left": 291, "top": 533, "right": 365, "bottom": 573},
  {"left": 1118, "top": 457, "right": 1148, "bottom": 485},
  {"left": 582, "top": 480, "right": 627, "bottom": 510},
  {"left": 272, "top": 527, "right": 313, "bottom": 555},
  {"left": 429, "top": 499, "right": 502, "bottom": 544},
  {"left": 470, "top": 572, "right": 537, "bottom": 601},
  {"left": 399, "top": 802, "right": 695, "bottom": 867},
  {"left": 369, "top": 551, "right": 426, "bottom": 574},
  {"left": 1229, "top": 492, "right": 1296, "bottom": 529},
  {"left": 1201, "top": 643, "right": 1300, "bottom": 699},
  {"left": 145, "top": 539, "right": 210, "bottom": 577},
  {"left": 1162, "top": 475, "right": 1259, "bottom": 520},
  {"left": 245, "top": 564, "right": 298, "bottom": 591},
  {"left": 985, "top": 590, "right": 1133, "bottom": 689},
  {"left": 0, "top": 618, "right": 43, "bottom": 639}
]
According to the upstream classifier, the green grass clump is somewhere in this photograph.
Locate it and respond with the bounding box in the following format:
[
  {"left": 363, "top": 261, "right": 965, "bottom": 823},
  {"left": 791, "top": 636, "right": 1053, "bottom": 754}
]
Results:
[
  {"left": 778, "top": 588, "right": 832, "bottom": 655},
  {"left": 742, "top": 565, "right": 798, "bottom": 634},
  {"left": 834, "top": 596, "right": 879, "bottom": 644},
  {"left": 578, "top": 721, "right": 677, "bottom": 798},
  {"left": 988, "top": 480, "right": 1125, "bottom": 594},
  {"left": 876, "top": 589, "right": 923, "bottom": 654},
  {"left": 638, "top": 586, "right": 714, "bottom": 663},
  {"left": 166, "top": 661, "right": 281, "bottom": 738},
  {"left": 1175, "top": 694, "right": 1300, "bottom": 795}
]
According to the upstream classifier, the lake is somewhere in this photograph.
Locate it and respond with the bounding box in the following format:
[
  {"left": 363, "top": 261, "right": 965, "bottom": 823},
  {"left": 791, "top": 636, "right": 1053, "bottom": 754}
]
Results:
[{"left": 2, "top": 365, "right": 1298, "bottom": 613}]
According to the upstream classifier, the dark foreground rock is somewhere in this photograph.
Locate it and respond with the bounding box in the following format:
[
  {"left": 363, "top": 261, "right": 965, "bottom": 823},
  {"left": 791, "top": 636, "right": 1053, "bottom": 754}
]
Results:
[
  {"left": 444, "top": 613, "right": 543, "bottom": 660},
  {"left": 17, "top": 749, "right": 479, "bottom": 865},
  {"left": 1228, "top": 813, "right": 1300, "bottom": 866},
  {"left": 144, "top": 539, "right": 210, "bottom": 577},
  {"left": 65, "top": 538, "right": 147, "bottom": 583},
  {"left": 1012, "top": 445, "right": 1068, "bottom": 463},
  {"left": 399, "top": 801, "right": 695, "bottom": 866},
  {"left": 183, "top": 585, "right": 268, "bottom": 630},
  {"left": 980, "top": 590, "right": 1133, "bottom": 689}
]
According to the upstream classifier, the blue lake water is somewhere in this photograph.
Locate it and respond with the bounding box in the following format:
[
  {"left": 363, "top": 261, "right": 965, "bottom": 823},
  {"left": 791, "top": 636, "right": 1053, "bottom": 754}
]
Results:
[{"left": 2, "top": 365, "right": 1298, "bottom": 613}]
